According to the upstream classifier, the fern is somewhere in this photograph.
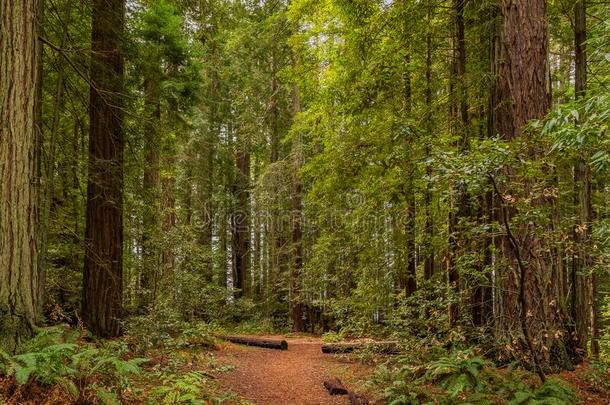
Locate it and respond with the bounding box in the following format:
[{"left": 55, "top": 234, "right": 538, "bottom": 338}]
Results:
[
  {"left": 151, "top": 371, "right": 207, "bottom": 404},
  {"left": 11, "top": 343, "right": 78, "bottom": 385},
  {"left": 0, "top": 338, "right": 147, "bottom": 400},
  {"left": 508, "top": 378, "right": 577, "bottom": 405},
  {"left": 425, "top": 351, "right": 489, "bottom": 398}
]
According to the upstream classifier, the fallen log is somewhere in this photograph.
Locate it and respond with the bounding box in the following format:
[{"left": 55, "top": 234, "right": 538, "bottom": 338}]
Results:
[
  {"left": 323, "top": 377, "right": 348, "bottom": 395},
  {"left": 219, "top": 335, "right": 288, "bottom": 350},
  {"left": 321, "top": 341, "right": 400, "bottom": 354}
]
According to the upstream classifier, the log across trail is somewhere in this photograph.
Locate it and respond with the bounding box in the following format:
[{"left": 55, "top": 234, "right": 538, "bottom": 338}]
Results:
[
  {"left": 215, "top": 335, "right": 373, "bottom": 405},
  {"left": 321, "top": 341, "right": 400, "bottom": 354},
  {"left": 220, "top": 335, "right": 288, "bottom": 350}
]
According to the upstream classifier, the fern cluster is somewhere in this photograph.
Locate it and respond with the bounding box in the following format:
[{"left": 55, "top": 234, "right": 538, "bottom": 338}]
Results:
[
  {"left": 378, "top": 349, "right": 578, "bottom": 405},
  {"left": 150, "top": 371, "right": 208, "bottom": 404},
  {"left": 0, "top": 329, "right": 148, "bottom": 404}
]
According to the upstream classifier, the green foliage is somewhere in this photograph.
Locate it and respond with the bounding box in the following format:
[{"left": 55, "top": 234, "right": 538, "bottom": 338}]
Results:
[
  {"left": 9, "top": 343, "right": 78, "bottom": 385},
  {"left": 0, "top": 329, "right": 147, "bottom": 403},
  {"left": 425, "top": 351, "right": 489, "bottom": 398},
  {"left": 150, "top": 371, "right": 208, "bottom": 404},
  {"left": 375, "top": 346, "right": 579, "bottom": 405},
  {"left": 0, "top": 342, "right": 147, "bottom": 386},
  {"left": 124, "top": 305, "right": 217, "bottom": 353},
  {"left": 508, "top": 379, "right": 577, "bottom": 405}
]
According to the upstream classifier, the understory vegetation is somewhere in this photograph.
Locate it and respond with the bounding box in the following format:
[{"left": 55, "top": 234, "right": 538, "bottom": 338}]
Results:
[{"left": 3, "top": 309, "right": 610, "bottom": 403}]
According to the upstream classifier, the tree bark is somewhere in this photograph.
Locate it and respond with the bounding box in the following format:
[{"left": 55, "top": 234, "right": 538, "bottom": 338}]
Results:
[
  {"left": 494, "top": 0, "right": 571, "bottom": 373},
  {"left": 0, "top": 0, "right": 41, "bottom": 352},
  {"left": 82, "top": 0, "right": 125, "bottom": 338}
]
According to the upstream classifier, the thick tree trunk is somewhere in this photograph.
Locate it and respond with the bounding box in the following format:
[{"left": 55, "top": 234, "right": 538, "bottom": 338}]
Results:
[
  {"left": 82, "top": 0, "right": 125, "bottom": 338},
  {"left": 0, "top": 0, "right": 41, "bottom": 352},
  {"left": 494, "top": 0, "right": 571, "bottom": 373},
  {"left": 496, "top": 1, "right": 550, "bottom": 139}
]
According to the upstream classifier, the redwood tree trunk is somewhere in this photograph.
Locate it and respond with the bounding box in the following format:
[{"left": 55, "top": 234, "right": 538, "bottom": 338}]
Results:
[
  {"left": 0, "top": 0, "right": 41, "bottom": 352},
  {"left": 495, "top": 0, "right": 571, "bottom": 372},
  {"left": 82, "top": 0, "right": 125, "bottom": 338}
]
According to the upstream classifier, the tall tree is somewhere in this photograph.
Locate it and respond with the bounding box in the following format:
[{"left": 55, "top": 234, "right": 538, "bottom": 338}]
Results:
[
  {"left": 82, "top": 0, "right": 125, "bottom": 337},
  {"left": 290, "top": 56, "right": 305, "bottom": 332},
  {"left": 401, "top": 0, "right": 417, "bottom": 298},
  {"left": 571, "top": 0, "right": 596, "bottom": 358},
  {"left": 0, "top": 0, "right": 42, "bottom": 352},
  {"left": 423, "top": 2, "right": 435, "bottom": 280},
  {"left": 448, "top": 0, "right": 469, "bottom": 327},
  {"left": 232, "top": 143, "right": 250, "bottom": 298},
  {"left": 494, "top": 0, "right": 570, "bottom": 373}
]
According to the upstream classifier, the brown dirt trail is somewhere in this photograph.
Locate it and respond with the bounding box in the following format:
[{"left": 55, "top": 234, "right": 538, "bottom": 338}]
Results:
[{"left": 215, "top": 335, "right": 366, "bottom": 405}]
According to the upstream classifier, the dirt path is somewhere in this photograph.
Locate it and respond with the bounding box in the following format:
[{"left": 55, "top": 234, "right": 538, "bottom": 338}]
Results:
[{"left": 215, "top": 335, "right": 367, "bottom": 405}]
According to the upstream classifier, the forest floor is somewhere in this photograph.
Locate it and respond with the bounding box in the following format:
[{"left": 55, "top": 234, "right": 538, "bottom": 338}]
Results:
[{"left": 215, "top": 335, "right": 377, "bottom": 405}]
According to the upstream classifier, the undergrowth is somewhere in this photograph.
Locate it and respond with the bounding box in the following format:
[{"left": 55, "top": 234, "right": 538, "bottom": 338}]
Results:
[
  {"left": 371, "top": 346, "right": 581, "bottom": 405},
  {"left": 0, "top": 316, "right": 234, "bottom": 405}
]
